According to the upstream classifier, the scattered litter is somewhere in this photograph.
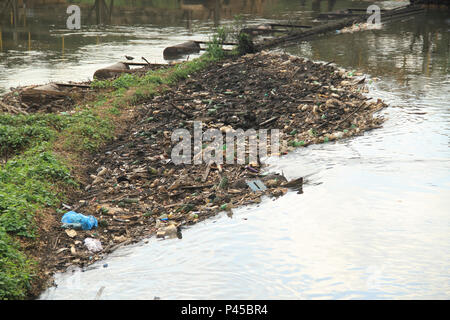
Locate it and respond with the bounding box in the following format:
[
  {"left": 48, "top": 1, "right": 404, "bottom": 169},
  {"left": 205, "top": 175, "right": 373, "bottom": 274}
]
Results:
[
  {"left": 189, "top": 212, "right": 199, "bottom": 220},
  {"left": 33, "top": 51, "right": 387, "bottom": 274},
  {"left": 165, "top": 224, "right": 178, "bottom": 238}
]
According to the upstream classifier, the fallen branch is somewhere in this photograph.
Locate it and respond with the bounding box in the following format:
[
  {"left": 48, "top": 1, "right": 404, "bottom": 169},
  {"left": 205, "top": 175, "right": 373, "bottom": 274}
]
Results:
[
  {"left": 259, "top": 116, "right": 279, "bottom": 127},
  {"left": 269, "top": 23, "right": 312, "bottom": 29},
  {"left": 169, "top": 102, "right": 192, "bottom": 118},
  {"left": 180, "top": 184, "right": 215, "bottom": 190},
  {"left": 334, "top": 102, "right": 366, "bottom": 129},
  {"left": 202, "top": 163, "right": 212, "bottom": 183},
  {"left": 55, "top": 83, "right": 91, "bottom": 89},
  {"left": 194, "top": 40, "right": 237, "bottom": 46}
]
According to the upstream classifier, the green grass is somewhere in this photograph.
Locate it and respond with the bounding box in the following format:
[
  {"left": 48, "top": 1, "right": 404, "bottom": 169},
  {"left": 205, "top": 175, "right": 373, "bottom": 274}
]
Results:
[
  {"left": 0, "top": 36, "right": 235, "bottom": 299},
  {"left": 62, "top": 110, "right": 114, "bottom": 152},
  {"left": 0, "top": 143, "right": 75, "bottom": 237},
  {"left": 0, "top": 143, "right": 75, "bottom": 299},
  {"left": 0, "top": 114, "right": 67, "bottom": 160},
  {"left": 0, "top": 228, "right": 33, "bottom": 300}
]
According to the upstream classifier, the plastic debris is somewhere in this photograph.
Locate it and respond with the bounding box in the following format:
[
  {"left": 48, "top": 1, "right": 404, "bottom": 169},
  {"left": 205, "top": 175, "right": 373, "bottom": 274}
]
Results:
[
  {"left": 246, "top": 179, "right": 267, "bottom": 192},
  {"left": 35, "top": 51, "right": 387, "bottom": 271},
  {"left": 159, "top": 214, "right": 169, "bottom": 221},
  {"left": 62, "top": 222, "right": 83, "bottom": 230},
  {"left": 189, "top": 212, "right": 199, "bottom": 220},
  {"left": 245, "top": 165, "right": 259, "bottom": 173},
  {"left": 61, "top": 211, "right": 98, "bottom": 230},
  {"left": 84, "top": 237, "right": 103, "bottom": 253},
  {"left": 339, "top": 22, "right": 382, "bottom": 34},
  {"left": 65, "top": 229, "right": 77, "bottom": 238}
]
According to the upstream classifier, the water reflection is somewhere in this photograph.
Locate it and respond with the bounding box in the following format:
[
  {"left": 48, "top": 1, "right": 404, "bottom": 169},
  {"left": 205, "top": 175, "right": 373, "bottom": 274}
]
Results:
[
  {"left": 0, "top": 0, "right": 373, "bottom": 93},
  {"left": 285, "top": 10, "right": 449, "bottom": 81},
  {"left": 0, "top": 0, "right": 369, "bottom": 50}
]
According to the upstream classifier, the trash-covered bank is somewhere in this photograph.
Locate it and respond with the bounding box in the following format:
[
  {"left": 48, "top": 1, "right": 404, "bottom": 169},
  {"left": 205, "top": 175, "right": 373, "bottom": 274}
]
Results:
[{"left": 40, "top": 51, "right": 386, "bottom": 288}]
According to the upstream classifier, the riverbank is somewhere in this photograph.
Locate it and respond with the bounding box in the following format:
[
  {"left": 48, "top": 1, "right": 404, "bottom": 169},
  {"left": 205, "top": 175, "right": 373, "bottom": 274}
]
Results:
[
  {"left": 0, "top": 43, "right": 386, "bottom": 298},
  {"left": 0, "top": 49, "right": 226, "bottom": 299},
  {"left": 37, "top": 7, "right": 450, "bottom": 299},
  {"left": 46, "top": 52, "right": 385, "bottom": 297}
]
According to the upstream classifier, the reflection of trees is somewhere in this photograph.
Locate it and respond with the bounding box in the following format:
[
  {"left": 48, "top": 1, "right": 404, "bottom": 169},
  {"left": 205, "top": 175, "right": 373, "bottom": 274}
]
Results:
[
  {"left": 410, "top": 13, "right": 432, "bottom": 53},
  {"left": 1, "top": 0, "right": 20, "bottom": 26},
  {"left": 180, "top": 0, "right": 269, "bottom": 24},
  {"left": 87, "top": 0, "right": 115, "bottom": 25},
  {"left": 0, "top": 0, "right": 284, "bottom": 52},
  {"left": 1, "top": 0, "right": 314, "bottom": 29},
  {"left": 299, "top": 11, "right": 449, "bottom": 80},
  {"left": 409, "top": 12, "right": 449, "bottom": 75},
  {"left": 311, "top": 0, "right": 337, "bottom": 13}
]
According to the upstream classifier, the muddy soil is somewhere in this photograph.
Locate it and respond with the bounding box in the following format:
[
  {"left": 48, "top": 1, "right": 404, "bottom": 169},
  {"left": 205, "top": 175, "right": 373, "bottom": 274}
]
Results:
[{"left": 31, "top": 51, "right": 386, "bottom": 294}]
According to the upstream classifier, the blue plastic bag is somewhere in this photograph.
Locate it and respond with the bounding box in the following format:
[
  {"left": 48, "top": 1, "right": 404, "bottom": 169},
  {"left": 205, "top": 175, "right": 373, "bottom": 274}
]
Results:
[{"left": 61, "top": 211, "right": 98, "bottom": 230}]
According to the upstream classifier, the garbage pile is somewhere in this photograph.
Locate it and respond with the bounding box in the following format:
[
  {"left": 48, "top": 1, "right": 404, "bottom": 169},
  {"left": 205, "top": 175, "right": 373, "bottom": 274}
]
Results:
[{"left": 47, "top": 51, "right": 386, "bottom": 272}]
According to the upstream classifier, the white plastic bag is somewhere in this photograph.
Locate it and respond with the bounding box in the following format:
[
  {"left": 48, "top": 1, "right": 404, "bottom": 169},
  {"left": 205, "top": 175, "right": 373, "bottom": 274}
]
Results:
[{"left": 84, "top": 237, "right": 103, "bottom": 253}]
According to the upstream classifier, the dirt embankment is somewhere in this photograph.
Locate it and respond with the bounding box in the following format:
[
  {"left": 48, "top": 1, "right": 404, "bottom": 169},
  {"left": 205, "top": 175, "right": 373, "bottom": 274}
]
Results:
[{"left": 32, "top": 51, "right": 386, "bottom": 295}]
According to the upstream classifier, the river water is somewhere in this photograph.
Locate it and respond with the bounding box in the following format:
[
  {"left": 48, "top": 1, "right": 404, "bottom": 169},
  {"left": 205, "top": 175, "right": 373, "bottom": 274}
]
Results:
[{"left": 3, "top": 1, "right": 447, "bottom": 299}]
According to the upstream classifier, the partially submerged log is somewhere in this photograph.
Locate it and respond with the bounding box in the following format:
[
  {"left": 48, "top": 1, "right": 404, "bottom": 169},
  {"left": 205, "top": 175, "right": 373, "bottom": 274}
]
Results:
[
  {"left": 93, "top": 62, "right": 131, "bottom": 80},
  {"left": 21, "top": 83, "right": 69, "bottom": 101},
  {"left": 54, "top": 83, "right": 92, "bottom": 89},
  {"left": 241, "top": 24, "right": 274, "bottom": 36},
  {"left": 240, "top": 23, "right": 312, "bottom": 37},
  {"left": 122, "top": 62, "right": 150, "bottom": 66},
  {"left": 163, "top": 40, "right": 201, "bottom": 59},
  {"left": 268, "top": 23, "right": 312, "bottom": 29},
  {"left": 317, "top": 11, "right": 361, "bottom": 20},
  {"left": 194, "top": 40, "right": 237, "bottom": 46}
]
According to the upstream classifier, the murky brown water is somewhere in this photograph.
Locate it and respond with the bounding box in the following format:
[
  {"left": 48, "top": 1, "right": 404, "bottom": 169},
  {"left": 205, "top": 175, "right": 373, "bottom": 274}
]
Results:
[
  {"left": 0, "top": 0, "right": 392, "bottom": 93},
  {"left": 4, "top": 0, "right": 447, "bottom": 300}
]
